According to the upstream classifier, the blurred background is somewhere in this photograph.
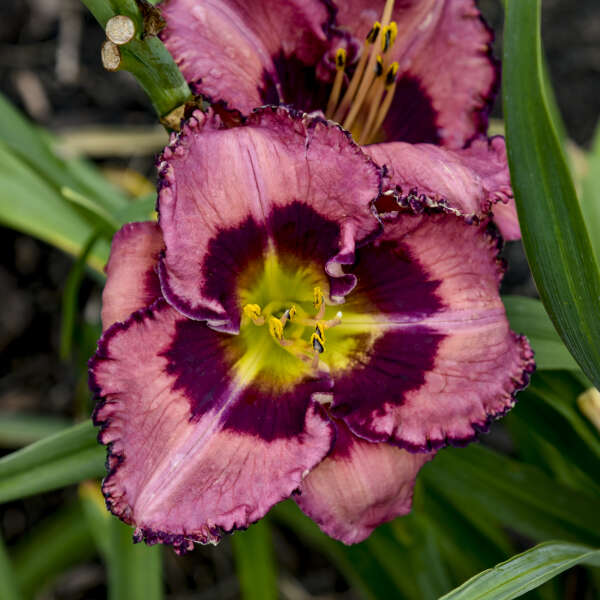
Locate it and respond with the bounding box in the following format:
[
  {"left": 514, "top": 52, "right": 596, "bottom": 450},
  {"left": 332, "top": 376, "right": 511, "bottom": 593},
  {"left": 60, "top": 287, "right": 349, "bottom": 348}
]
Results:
[{"left": 0, "top": 0, "right": 598, "bottom": 598}]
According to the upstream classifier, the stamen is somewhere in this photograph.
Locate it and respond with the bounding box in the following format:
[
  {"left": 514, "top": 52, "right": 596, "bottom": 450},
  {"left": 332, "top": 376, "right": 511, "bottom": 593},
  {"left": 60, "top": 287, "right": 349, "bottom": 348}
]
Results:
[
  {"left": 332, "top": 22, "right": 381, "bottom": 123},
  {"left": 326, "top": 311, "right": 343, "bottom": 329},
  {"left": 380, "top": 0, "right": 396, "bottom": 28},
  {"left": 366, "top": 22, "right": 382, "bottom": 45},
  {"left": 367, "top": 61, "right": 399, "bottom": 144},
  {"left": 311, "top": 332, "right": 325, "bottom": 354},
  {"left": 381, "top": 22, "right": 398, "bottom": 53},
  {"left": 315, "top": 321, "right": 326, "bottom": 343},
  {"left": 243, "top": 303, "right": 264, "bottom": 325},
  {"left": 341, "top": 0, "right": 395, "bottom": 132},
  {"left": 280, "top": 305, "right": 297, "bottom": 327},
  {"left": 268, "top": 316, "right": 284, "bottom": 341},
  {"left": 325, "top": 48, "right": 347, "bottom": 119},
  {"left": 360, "top": 61, "right": 398, "bottom": 144},
  {"left": 313, "top": 287, "right": 324, "bottom": 311}
]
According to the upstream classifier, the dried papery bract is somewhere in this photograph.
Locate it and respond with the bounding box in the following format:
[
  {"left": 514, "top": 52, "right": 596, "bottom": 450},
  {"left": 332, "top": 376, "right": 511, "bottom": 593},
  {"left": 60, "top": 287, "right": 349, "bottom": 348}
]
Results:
[
  {"left": 106, "top": 15, "right": 136, "bottom": 46},
  {"left": 101, "top": 40, "right": 121, "bottom": 72}
]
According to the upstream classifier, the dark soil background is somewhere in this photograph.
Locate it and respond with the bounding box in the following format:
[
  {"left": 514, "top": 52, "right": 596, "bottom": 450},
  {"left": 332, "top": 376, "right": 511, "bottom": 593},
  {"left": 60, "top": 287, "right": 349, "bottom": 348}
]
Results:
[{"left": 0, "top": 1, "right": 598, "bottom": 598}]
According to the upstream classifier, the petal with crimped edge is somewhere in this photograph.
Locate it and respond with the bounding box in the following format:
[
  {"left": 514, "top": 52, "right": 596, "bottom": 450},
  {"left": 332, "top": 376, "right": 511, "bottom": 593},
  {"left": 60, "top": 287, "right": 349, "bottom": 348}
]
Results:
[
  {"left": 101, "top": 222, "right": 164, "bottom": 330},
  {"left": 157, "top": 107, "right": 382, "bottom": 331},
  {"left": 333, "top": 0, "right": 498, "bottom": 147},
  {"left": 295, "top": 416, "right": 434, "bottom": 544},
  {"left": 160, "top": 0, "right": 332, "bottom": 114},
  {"left": 330, "top": 212, "right": 534, "bottom": 451},
  {"left": 90, "top": 299, "right": 334, "bottom": 553},
  {"left": 366, "top": 137, "right": 518, "bottom": 238}
]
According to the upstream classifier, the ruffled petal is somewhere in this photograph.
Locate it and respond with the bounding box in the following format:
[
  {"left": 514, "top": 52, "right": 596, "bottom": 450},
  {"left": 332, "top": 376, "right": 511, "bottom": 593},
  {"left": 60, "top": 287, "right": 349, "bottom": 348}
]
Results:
[
  {"left": 157, "top": 107, "right": 381, "bottom": 331},
  {"left": 330, "top": 212, "right": 534, "bottom": 451},
  {"left": 101, "top": 222, "right": 164, "bottom": 330},
  {"left": 333, "top": 0, "right": 498, "bottom": 146},
  {"left": 160, "top": 0, "right": 333, "bottom": 114},
  {"left": 90, "top": 299, "right": 334, "bottom": 552},
  {"left": 366, "top": 137, "right": 516, "bottom": 232},
  {"left": 295, "top": 417, "right": 434, "bottom": 544}
]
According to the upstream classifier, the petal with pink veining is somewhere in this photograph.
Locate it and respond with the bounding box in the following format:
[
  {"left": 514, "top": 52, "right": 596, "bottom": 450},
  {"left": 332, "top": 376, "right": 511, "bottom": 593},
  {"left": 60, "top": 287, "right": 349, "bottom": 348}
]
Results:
[
  {"left": 333, "top": 0, "right": 498, "bottom": 147},
  {"left": 366, "top": 137, "right": 517, "bottom": 237},
  {"left": 330, "top": 212, "right": 534, "bottom": 451},
  {"left": 160, "top": 0, "right": 333, "bottom": 114},
  {"left": 295, "top": 417, "right": 434, "bottom": 544},
  {"left": 101, "top": 222, "right": 164, "bottom": 330},
  {"left": 157, "top": 107, "right": 381, "bottom": 331},
  {"left": 90, "top": 299, "right": 334, "bottom": 552}
]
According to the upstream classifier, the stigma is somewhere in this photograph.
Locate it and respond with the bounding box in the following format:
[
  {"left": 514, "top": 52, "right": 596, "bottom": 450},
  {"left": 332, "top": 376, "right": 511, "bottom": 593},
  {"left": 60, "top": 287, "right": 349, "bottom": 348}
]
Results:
[{"left": 325, "top": 0, "right": 399, "bottom": 144}]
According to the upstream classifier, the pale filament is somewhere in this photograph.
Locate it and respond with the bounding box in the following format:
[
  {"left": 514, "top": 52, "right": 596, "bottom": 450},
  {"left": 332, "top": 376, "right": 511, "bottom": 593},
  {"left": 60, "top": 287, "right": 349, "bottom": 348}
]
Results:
[{"left": 326, "top": 0, "right": 399, "bottom": 143}]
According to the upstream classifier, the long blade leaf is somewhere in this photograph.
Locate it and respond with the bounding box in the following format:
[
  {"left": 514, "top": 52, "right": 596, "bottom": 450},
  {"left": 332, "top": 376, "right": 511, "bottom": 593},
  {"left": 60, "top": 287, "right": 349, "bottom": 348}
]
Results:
[
  {"left": 502, "top": 0, "right": 600, "bottom": 387},
  {"left": 502, "top": 296, "right": 579, "bottom": 371},
  {"left": 423, "top": 445, "right": 600, "bottom": 546},
  {"left": 0, "top": 421, "right": 105, "bottom": 502},
  {"left": 231, "top": 520, "right": 278, "bottom": 600},
  {"left": 439, "top": 541, "right": 600, "bottom": 600}
]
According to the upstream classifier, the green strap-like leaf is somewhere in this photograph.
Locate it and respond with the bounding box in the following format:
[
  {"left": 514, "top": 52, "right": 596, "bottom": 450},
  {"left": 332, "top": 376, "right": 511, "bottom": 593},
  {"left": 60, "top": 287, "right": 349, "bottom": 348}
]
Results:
[
  {"left": 514, "top": 373, "right": 600, "bottom": 486},
  {"left": 231, "top": 520, "right": 278, "bottom": 600},
  {"left": 0, "top": 141, "right": 109, "bottom": 273},
  {"left": 503, "top": 0, "right": 600, "bottom": 388},
  {"left": 0, "top": 421, "right": 105, "bottom": 502},
  {"left": 581, "top": 120, "right": 600, "bottom": 263},
  {"left": 0, "top": 535, "right": 20, "bottom": 600},
  {"left": 0, "top": 413, "right": 71, "bottom": 448},
  {"left": 439, "top": 541, "right": 600, "bottom": 600},
  {"left": 12, "top": 504, "right": 95, "bottom": 599},
  {"left": 423, "top": 445, "right": 600, "bottom": 547},
  {"left": 82, "top": 482, "right": 164, "bottom": 600},
  {"left": 271, "top": 501, "right": 407, "bottom": 600},
  {"left": 502, "top": 296, "right": 580, "bottom": 371}
]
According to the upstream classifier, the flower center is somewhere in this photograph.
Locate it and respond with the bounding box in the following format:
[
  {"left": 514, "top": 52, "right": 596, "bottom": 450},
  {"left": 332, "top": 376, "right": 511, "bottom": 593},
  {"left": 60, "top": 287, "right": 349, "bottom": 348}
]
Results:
[
  {"left": 325, "top": 0, "right": 398, "bottom": 144},
  {"left": 229, "top": 251, "right": 378, "bottom": 391},
  {"left": 242, "top": 283, "right": 343, "bottom": 374}
]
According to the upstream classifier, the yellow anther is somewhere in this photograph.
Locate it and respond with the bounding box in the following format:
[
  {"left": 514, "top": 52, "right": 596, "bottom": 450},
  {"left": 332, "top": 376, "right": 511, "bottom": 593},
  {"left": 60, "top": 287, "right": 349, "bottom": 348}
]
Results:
[
  {"left": 366, "top": 21, "right": 381, "bottom": 44},
  {"left": 381, "top": 21, "right": 397, "bottom": 52},
  {"left": 315, "top": 321, "right": 326, "bottom": 342},
  {"left": 374, "top": 55, "right": 384, "bottom": 77},
  {"left": 268, "top": 316, "right": 284, "bottom": 341},
  {"left": 311, "top": 332, "right": 326, "bottom": 354},
  {"left": 335, "top": 48, "right": 347, "bottom": 70},
  {"left": 385, "top": 61, "right": 399, "bottom": 88},
  {"left": 313, "top": 286, "right": 324, "bottom": 310},
  {"left": 243, "top": 303, "right": 262, "bottom": 320},
  {"left": 288, "top": 305, "right": 297, "bottom": 321}
]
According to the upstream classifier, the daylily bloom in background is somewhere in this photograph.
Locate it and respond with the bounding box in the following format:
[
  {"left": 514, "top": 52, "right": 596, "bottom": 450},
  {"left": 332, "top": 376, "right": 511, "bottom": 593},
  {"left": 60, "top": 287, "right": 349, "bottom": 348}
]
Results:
[
  {"left": 89, "top": 107, "right": 534, "bottom": 552},
  {"left": 159, "top": 0, "right": 520, "bottom": 238}
]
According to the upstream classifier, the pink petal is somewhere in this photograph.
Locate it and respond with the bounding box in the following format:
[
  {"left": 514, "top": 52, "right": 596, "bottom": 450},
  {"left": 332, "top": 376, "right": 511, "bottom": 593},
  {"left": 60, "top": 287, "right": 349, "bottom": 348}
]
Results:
[
  {"left": 295, "top": 417, "right": 434, "bottom": 544},
  {"left": 101, "top": 222, "right": 164, "bottom": 330},
  {"left": 90, "top": 300, "right": 334, "bottom": 552},
  {"left": 160, "top": 0, "right": 332, "bottom": 114},
  {"left": 331, "top": 212, "right": 534, "bottom": 451},
  {"left": 333, "top": 0, "right": 498, "bottom": 147},
  {"left": 366, "top": 137, "right": 515, "bottom": 231},
  {"left": 489, "top": 196, "right": 521, "bottom": 241},
  {"left": 157, "top": 107, "right": 381, "bottom": 331}
]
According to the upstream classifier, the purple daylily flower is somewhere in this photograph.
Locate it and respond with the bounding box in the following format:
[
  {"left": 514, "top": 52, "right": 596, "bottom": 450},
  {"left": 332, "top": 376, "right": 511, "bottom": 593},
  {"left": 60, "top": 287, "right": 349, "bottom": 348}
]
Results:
[
  {"left": 159, "top": 0, "right": 520, "bottom": 239},
  {"left": 89, "top": 107, "right": 534, "bottom": 552}
]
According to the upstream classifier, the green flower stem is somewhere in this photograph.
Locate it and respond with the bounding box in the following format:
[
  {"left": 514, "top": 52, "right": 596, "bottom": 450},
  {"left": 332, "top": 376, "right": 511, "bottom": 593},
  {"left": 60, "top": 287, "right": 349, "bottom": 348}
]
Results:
[{"left": 80, "top": 0, "right": 193, "bottom": 123}]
